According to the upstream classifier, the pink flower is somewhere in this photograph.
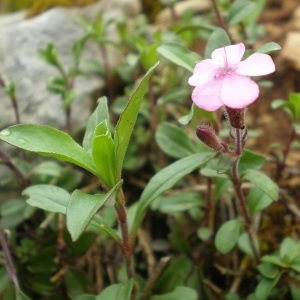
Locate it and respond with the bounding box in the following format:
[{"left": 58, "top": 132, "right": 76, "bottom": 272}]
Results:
[{"left": 188, "top": 43, "right": 275, "bottom": 111}]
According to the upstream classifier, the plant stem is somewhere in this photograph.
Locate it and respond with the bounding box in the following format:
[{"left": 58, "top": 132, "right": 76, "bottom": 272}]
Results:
[
  {"left": 276, "top": 128, "right": 296, "bottom": 180},
  {"left": 0, "top": 150, "right": 29, "bottom": 187},
  {"left": 115, "top": 189, "right": 134, "bottom": 279},
  {"left": 0, "top": 230, "right": 19, "bottom": 290},
  {"left": 210, "top": 0, "right": 233, "bottom": 43},
  {"left": 231, "top": 128, "right": 260, "bottom": 264}
]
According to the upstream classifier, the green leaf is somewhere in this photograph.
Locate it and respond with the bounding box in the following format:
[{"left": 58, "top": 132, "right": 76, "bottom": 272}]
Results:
[
  {"left": 257, "top": 262, "right": 281, "bottom": 279},
  {"left": 291, "top": 284, "right": 300, "bottom": 300},
  {"left": 38, "top": 44, "right": 62, "bottom": 69},
  {"left": 215, "top": 219, "right": 243, "bottom": 254},
  {"left": 132, "top": 152, "right": 214, "bottom": 237},
  {"left": 227, "top": 0, "right": 257, "bottom": 25},
  {"left": 157, "top": 43, "right": 201, "bottom": 73},
  {"left": 271, "top": 99, "right": 286, "bottom": 110},
  {"left": 0, "top": 199, "right": 35, "bottom": 229},
  {"left": 204, "top": 28, "right": 231, "bottom": 58},
  {"left": 23, "top": 184, "right": 70, "bottom": 214},
  {"left": 0, "top": 125, "right": 99, "bottom": 177},
  {"left": 92, "top": 120, "right": 116, "bottom": 188},
  {"left": 95, "top": 279, "right": 135, "bottom": 300},
  {"left": 155, "top": 122, "right": 197, "bottom": 158},
  {"left": 242, "top": 170, "right": 279, "bottom": 201},
  {"left": 153, "top": 286, "right": 198, "bottom": 300},
  {"left": 238, "top": 150, "right": 265, "bottom": 174},
  {"left": 256, "top": 42, "right": 281, "bottom": 54},
  {"left": 16, "top": 289, "right": 31, "bottom": 300},
  {"left": 114, "top": 62, "right": 159, "bottom": 181},
  {"left": 151, "top": 192, "right": 203, "bottom": 214},
  {"left": 247, "top": 186, "right": 274, "bottom": 216},
  {"left": 83, "top": 97, "right": 109, "bottom": 154},
  {"left": 254, "top": 275, "right": 281, "bottom": 300},
  {"left": 279, "top": 237, "right": 299, "bottom": 264},
  {"left": 67, "top": 180, "right": 123, "bottom": 241},
  {"left": 238, "top": 232, "right": 260, "bottom": 258},
  {"left": 88, "top": 214, "right": 119, "bottom": 242},
  {"left": 288, "top": 93, "right": 300, "bottom": 120},
  {"left": 47, "top": 76, "right": 66, "bottom": 95}
]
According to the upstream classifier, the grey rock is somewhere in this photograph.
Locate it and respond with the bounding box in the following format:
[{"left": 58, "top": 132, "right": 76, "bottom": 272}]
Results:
[{"left": 0, "top": 0, "right": 141, "bottom": 129}]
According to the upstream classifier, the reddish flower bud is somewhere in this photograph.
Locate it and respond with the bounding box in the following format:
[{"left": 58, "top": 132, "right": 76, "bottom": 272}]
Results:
[
  {"left": 225, "top": 106, "right": 246, "bottom": 129},
  {"left": 196, "top": 125, "right": 225, "bottom": 152}
]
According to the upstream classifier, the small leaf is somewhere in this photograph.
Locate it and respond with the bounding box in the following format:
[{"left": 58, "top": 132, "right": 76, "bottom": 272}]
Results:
[
  {"left": 38, "top": 44, "right": 62, "bottom": 69},
  {"left": 254, "top": 275, "right": 281, "bottom": 300},
  {"left": 23, "top": 184, "right": 70, "bottom": 214},
  {"left": 157, "top": 43, "right": 201, "bottom": 73},
  {"left": 204, "top": 28, "right": 231, "bottom": 58},
  {"left": 257, "top": 262, "right": 281, "bottom": 279},
  {"left": 271, "top": 99, "right": 286, "bottom": 110},
  {"left": 0, "top": 125, "right": 99, "bottom": 177},
  {"left": 279, "top": 237, "right": 299, "bottom": 264},
  {"left": 242, "top": 170, "right": 279, "bottom": 201},
  {"left": 155, "top": 122, "right": 197, "bottom": 159},
  {"left": 153, "top": 286, "right": 198, "bottom": 300},
  {"left": 92, "top": 121, "right": 116, "bottom": 188},
  {"left": 66, "top": 180, "right": 123, "bottom": 241},
  {"left": 238, "top": 150, "right": 265, "bottom": 174},
  {"left": 197, "top": 227, "right": 211, "bottom": 241},
  {"left": 151, "top": 192, "right": 203, "bottom": 213},
  {"left": 227, "top": 0, "right": 257, "bottom": 25},
  {"left": 83, "top": 97, "right": 109, "bottom": 154},
  {"left": 215, "top": 219, "right": 243, "bottom": 254},
  {"left": 114, "top": 62, "right": 159, "bottom": 181},
  {"left": 95, "top": 279, "right": 135, "bottom": 300},
  {"left": 132, "top": 152, "right": 214, "bottom": 237},
  {"left": 238, "top": 231, "right": 260, "bottom": 258},
  {"left": 247, "top": 186, "right": 274, "bottom": 216},
  {"left": 256, "top": 42, "right": 281, "bottom": 54}
]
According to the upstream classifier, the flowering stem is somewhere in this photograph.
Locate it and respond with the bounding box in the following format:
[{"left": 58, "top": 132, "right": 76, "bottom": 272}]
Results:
[{"left": 231, "top": 128, "right": 260, "bottom": 264}]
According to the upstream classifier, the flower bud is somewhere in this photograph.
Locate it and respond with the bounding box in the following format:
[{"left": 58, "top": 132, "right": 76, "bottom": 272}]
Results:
[
  {"left": 196, "top": 125, "right": 224, "bottom": 152},
  {"left": 225, "top": 106, "right": 246, "bottom": 129}
]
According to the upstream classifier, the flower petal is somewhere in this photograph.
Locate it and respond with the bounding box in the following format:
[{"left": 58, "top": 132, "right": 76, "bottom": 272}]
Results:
[
  {"left": 220, "top": 74, "right": 259, "bottom": 108},
  {"left": 212, "top": 43, "right": 245, "bottom": 65},
  {"left": 237, "top": 53, "right": 275, "bottom": 76},
  {"left": 191, "top": 79, "right": 223, "bottom": 111},
  {"left": 188, "top": 59, "right": 217, "bottom": 86}
]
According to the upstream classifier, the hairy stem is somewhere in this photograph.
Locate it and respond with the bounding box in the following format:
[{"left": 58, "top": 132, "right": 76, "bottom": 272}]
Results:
[
  {"left": 231, "top": 128, "right": 260, "bottom": 264},
  {"left": 0, "top": 230, "right": 19, "bottom": 290},
  {"left": 115, "top": 189, "right": 134, "bottom": 279}
]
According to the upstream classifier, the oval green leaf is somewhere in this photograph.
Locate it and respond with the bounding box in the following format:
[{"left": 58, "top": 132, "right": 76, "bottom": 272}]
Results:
[
  {"left": 0, "top": 124, "right": 99, "bottom": 177},
  {"left": 157, "top": 43, "right": 201, "bottom": 73},
  {"left": 155, "top": 122, "right": 197, "bottom": 158},
  {"left": 242, "top": 170, "right": 279, "bottom": 201},
  {"left": 215, "top": 219, "right": 242, "bottom": 254}
]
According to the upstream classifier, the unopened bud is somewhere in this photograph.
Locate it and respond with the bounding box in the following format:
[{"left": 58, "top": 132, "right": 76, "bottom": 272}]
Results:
[
  {"left": 225, "top": 106, "right": 246, "bottom": 129},
  {"left": 196, "top": 125, "right": 224, "bottom": 152}
]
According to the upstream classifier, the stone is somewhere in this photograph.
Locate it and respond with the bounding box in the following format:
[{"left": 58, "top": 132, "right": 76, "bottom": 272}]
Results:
[{"left": 0, "top": 0, "right": 141, "bottom": 129}]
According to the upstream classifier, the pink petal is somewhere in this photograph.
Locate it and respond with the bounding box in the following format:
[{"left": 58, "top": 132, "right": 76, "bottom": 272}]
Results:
[
  {"left": 237, "top": 53, "right": 275, "bottom": 76},
  {"left": 188, "top": 59, "right": 217, "bottom": 86},
  {"left": 220, "top": 74, "right": 259, "bottom": 108},
  {"left": 191, "top": 79, "right": 223, "bottom": 111},
  {"left": 212, "top": 43, "right": 245, "bottom": 65}
]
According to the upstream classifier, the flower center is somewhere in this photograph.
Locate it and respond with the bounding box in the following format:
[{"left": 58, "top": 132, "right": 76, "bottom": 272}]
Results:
[{"left": 214, "top": 64, "right": 236, "bottom": 79}]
